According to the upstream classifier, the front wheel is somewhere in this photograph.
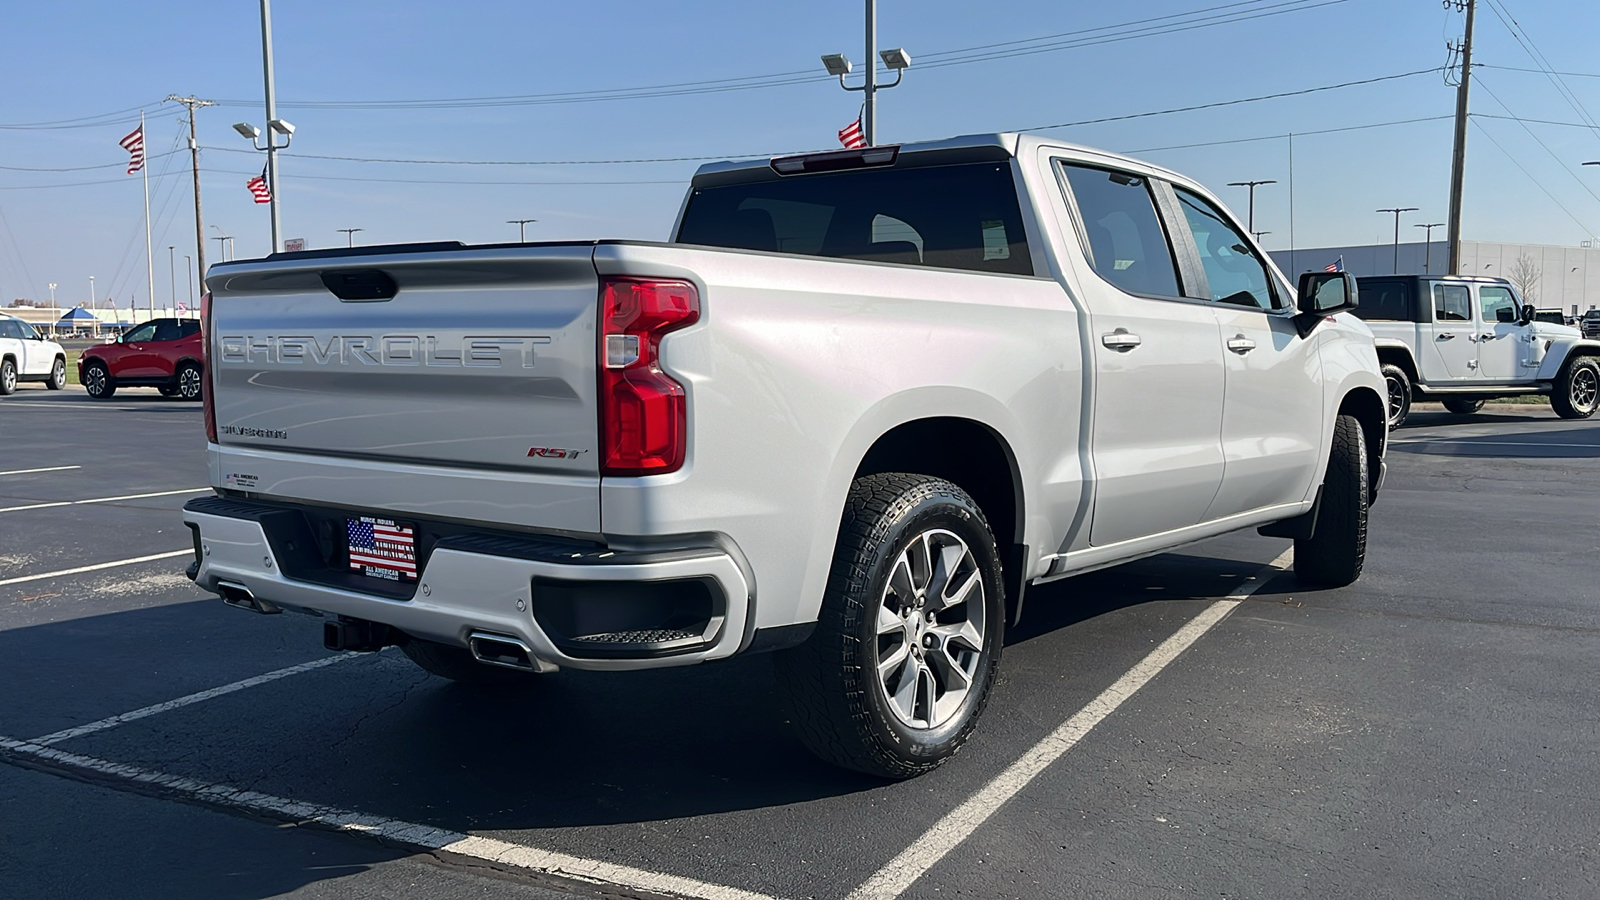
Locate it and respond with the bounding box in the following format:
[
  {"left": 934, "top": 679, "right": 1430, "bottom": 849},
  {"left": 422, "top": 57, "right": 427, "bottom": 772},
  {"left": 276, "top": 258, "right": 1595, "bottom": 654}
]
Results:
[
  {"left": 0, "top": 358, "right": 15, "bottom": 395},
  {"left": 1380, "top": 364, "right": 1411, "bottom": 429},
  {"left": 45, "top": 358, "right": 65, "bottom": 390},
  {"left": 1442, "top": 398, "right": 1485, "bottom": 415},
  {"left": 176, "top": 363, "right": 204, "bottom": 401},
  {"left": 1551, "top": 356, "right": 1599, "bottom": 420},
  {"left": 774, "top": 473, "right": 1005, "bottom": 779},
  {"left": 1295, "top": 415, "right": 1368, "bottom": 587},
  {"left": 83, "top": 361, "right": 115, "bottom": 399}
]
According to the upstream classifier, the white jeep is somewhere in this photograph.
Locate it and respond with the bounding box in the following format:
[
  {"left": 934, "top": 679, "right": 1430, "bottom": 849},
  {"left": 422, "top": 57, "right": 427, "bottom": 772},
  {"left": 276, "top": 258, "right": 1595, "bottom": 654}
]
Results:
[{"left": 1355, "top": 275, "right": 1600, "bottom": 426}]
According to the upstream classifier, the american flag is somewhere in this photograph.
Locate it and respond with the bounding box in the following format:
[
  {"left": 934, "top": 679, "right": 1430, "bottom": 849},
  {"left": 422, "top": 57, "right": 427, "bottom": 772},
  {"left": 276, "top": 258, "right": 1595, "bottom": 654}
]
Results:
[
  {"left": 246, "top": 165, "right": 272, "bottom": 203},
  {"left": 1324, "top": 255, "right": 1345, "bottom": 273},
  {"left": 838, "top": 116, "right": 866, "bottom": 149},
  {"left": 347, "top": 517, "right": 417, "bottom": 579},
  {"left": 119, "top": 125, "right": 145, "bottom": 174}
]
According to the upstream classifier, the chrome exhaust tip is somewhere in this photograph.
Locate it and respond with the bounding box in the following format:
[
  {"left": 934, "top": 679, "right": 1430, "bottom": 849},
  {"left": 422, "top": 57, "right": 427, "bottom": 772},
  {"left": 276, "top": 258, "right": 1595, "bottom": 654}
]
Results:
[
  {"left": 217, "top": 580, "right": 280, "bottom": 615},
  {"left": 467, "top": 631, "right": 540, "bottom": 671}
]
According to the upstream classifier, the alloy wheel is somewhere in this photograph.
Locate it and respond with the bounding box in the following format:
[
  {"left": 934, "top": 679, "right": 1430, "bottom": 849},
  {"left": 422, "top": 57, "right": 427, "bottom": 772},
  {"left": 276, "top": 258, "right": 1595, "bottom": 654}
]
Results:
[
  {"left": 1574, "top": 367, "right": 1598, "bottom": 413},
  {"left": 873, "top": 527, "right": 987, "bottom": 730},
  {"left": 179, "top": 366, "right": 203, "bottom": 400}
]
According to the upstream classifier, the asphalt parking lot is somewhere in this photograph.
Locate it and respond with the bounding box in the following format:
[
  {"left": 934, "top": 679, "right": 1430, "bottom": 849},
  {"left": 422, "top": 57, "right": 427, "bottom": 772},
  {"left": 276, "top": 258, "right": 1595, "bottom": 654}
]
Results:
[{"left": 2, "top": 387, "right": 1597, "bottom": 899}]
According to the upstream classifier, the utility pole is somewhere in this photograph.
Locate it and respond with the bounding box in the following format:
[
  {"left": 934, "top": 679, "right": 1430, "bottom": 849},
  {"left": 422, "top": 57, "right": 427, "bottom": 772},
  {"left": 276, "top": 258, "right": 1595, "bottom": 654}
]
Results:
[
  {"left": 337, "top": 228, "right": 363, "bottom": 247},
  {"left": 167, "top": 95, "right": 213, "bottom": 295},
  {"left": 1377, "top": 207, "right": 1419, "bottom": 274},
  {"left": 1227, "top": 180, "right": 1277, "bottom": 235},
  {"left": 1415, "top": 222, "right": 1445, "bottom": 273},
  {"left": 1446, "top": 0, "right": 1476, "bottom": 275},
  {"left": 507, "top": 218, "right": 537, "bottom": 242}
]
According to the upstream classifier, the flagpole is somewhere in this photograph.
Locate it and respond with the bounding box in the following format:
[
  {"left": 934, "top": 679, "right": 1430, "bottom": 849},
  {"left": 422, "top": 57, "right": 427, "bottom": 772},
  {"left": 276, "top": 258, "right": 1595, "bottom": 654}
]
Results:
[{"left": 141, "top": 110, "right": 154, "bottom": 325}]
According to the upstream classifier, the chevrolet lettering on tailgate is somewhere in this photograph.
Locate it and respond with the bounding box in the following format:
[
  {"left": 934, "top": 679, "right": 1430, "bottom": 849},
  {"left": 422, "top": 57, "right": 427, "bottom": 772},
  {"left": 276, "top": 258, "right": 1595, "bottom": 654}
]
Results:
[{"left": 217, "top": 334, "right": 551, "bottom": 367}]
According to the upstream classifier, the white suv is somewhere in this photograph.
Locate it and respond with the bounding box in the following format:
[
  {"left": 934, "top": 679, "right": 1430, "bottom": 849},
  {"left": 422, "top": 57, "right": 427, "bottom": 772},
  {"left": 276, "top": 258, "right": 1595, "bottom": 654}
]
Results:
[{"left": 0, "top": 315, "right": 67, "bottom": 395}]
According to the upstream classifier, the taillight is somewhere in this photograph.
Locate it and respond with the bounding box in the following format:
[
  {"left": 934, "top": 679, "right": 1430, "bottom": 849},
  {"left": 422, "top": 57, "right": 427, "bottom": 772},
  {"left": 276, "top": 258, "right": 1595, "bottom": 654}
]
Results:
[
  {"left": 201, "top": 292, "right": 216, "bottom": 443},
  {"left": 598, "top": 278, "right": 700, "bottom": 476}
]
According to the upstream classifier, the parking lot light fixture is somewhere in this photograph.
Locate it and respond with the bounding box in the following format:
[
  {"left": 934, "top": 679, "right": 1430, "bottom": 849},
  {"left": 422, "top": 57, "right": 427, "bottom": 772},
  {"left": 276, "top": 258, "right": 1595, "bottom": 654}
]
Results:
[
  {"left": 1226, "top": 180, "right": 1276, "bottom": 234},
  {"left": 821, "top": 53, "right": 852, "bottom": 78},
  {"left": 232, "top": 122, "right": 261, "bottom": 140},
  {"left": 820, "top": 1, "right": 911, "bottom": 147},
  {"left": 1377, "top": 207, "right": 1419, "bottom": 274}
]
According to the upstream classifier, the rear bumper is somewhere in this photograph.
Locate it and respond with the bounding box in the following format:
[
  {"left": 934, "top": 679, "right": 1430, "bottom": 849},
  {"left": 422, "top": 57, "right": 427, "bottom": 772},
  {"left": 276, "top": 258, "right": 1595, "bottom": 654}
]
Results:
[{"left": 182, "top": 497, "right": 752, "bottom": 672}]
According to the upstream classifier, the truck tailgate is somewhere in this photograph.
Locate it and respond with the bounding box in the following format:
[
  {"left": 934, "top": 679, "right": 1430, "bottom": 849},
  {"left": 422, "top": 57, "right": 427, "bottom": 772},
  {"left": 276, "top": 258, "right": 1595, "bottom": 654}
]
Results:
[{"left": 206, "top": 246, "right": 601, "bottom": 524}]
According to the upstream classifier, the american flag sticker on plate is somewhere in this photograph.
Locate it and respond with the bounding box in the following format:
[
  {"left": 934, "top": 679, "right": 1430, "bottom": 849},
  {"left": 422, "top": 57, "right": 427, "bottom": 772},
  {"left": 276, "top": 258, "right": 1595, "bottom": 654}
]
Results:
[{"left": 347, "top": 517, "right": 417, "bottom": 581}]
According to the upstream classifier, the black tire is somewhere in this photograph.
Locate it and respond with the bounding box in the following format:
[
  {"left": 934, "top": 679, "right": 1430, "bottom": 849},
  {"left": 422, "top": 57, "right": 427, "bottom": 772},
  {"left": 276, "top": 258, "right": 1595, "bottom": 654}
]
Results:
[
  {"left": 1295, "top": 415, "right": 1369, "bottom": 587},
  {"left": 176, "top": 363, "right": 204, "bottom": 401},
  {"left": 1551, "top": 356, "right": 1599, "bottom": 420},
  {"left": 0, "top": 358, "right": 15, "bottom": 395},
  {"left": 82, "top": 360, "right": 115, "bottom": 399},
  {"left": 45, "top": 358, "right": 65, "bottom": 390},
  {"left": 774, "top": 473, "right": 1005, "bottom": 779},
  {"left": 1380, "top": 363, "right": 1411, "bottom": 429},
  {"left": 1442, "top": 398, "right": 1485, "bottom": 415},
  {"left": 399, "top": 635, "right": 535, "bottom": 684}
]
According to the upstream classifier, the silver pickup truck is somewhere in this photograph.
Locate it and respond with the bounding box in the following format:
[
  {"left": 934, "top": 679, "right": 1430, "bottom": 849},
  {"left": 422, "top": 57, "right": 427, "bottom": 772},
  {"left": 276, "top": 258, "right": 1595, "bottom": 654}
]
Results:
[{"left": 185, "top": 133, "right": 1386, "bottom": 778}]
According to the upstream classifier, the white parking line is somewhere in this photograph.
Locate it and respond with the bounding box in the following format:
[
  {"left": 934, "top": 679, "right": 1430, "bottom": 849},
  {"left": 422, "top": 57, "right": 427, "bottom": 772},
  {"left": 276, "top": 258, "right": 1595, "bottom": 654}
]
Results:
[
  {"left": 0, "top": 465, "right": 82, "bottom": 477},
  {"left": 0, "top": 487, "right": 208, "bottom": 514},
  {"left": 1391, "top": 438, "right": 1600, "bottom": 449},
  {"left": 0, "top": 736, "right": 781, "bottom": 900},
  {"left": 846, "top": 548, "right": 1295, "bottom": 900},
  {"left": 29, "top": 656, "right": 358, "bottom": 746},
  {"left": 0, "top": 549, "right": 192, "bottom": 588}
]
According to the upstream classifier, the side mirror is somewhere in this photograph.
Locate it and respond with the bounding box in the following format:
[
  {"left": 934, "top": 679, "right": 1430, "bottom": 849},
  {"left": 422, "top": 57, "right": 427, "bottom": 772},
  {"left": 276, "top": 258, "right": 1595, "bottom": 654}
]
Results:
[
  {"left": 1521, "top": 304, "right": 1536, "bottom": 324},
  {"left": 1297, "top": 271, "right": 1358, "bottom": 315},
  {"left": 1496, "top": 306, "right": 1518, "bottom": 324}
]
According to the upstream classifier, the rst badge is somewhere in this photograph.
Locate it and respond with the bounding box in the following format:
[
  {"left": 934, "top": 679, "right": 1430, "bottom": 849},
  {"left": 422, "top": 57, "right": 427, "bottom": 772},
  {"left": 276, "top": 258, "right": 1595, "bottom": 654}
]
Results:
[{"left": 527, "top": 447, "right": 584, "bottom": 459}]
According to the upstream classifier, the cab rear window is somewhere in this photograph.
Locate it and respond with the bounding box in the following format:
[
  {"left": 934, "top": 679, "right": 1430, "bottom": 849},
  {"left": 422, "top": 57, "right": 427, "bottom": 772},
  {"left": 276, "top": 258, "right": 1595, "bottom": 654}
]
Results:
[{"left": 676, "top": 162, "right": 1032, "bottom": 276}]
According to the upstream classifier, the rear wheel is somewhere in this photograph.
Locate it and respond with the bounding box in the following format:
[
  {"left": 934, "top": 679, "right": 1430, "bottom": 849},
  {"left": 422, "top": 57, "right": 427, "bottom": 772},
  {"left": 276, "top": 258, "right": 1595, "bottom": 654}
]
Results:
[
  {"left": 1295, "top": 414, "right": 1368, "bottom": 587},
  {"left": 176, "top": 363, "right": 203, "bottom": 401},
  {"left": 1380, "top": 363, "right": 1411, "bottom": 429},
  {"left": 775, "top": 473, "right": 1005, "bottom": 779},
  {"left": 400, "top": 635, "right": 538, "bottom": 684},
  {"left": 1551, "top": 356, "right": 1599, "bottom": 420},
  {"left": 1442, "top": 398, "right": 1485, "bottom": 415},
  {"left": 83, "top": 360, "right": 115, "bottom": 399},
  {"left": 45, "top": 358, "right": 65, "bottom": 390},
  {"left": 0, "top": 358, "right": 15, "bottom": 395}
]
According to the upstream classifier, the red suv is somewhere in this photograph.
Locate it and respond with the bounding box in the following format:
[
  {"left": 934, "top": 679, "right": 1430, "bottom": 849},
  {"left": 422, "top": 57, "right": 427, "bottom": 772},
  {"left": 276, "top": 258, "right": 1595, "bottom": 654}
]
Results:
[{"left": 80, "top": 317, "right": 205, "bottom": 400}]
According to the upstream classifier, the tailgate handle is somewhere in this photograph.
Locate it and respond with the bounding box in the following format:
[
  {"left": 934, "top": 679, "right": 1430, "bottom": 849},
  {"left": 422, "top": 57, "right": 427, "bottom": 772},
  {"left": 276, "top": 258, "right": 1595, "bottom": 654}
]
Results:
[{"left": 321, "top": 269, "right": 398, "bottom": 302}]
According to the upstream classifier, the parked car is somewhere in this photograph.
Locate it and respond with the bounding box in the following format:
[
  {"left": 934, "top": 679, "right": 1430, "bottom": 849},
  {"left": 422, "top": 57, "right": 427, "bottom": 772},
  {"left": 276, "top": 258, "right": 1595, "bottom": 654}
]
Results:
[
  {"left": 1355, "top": 275, "right": 1600, "bottom": 426},
  {"left": 0, "top": 314, "right": 67, "bottom": 394},
  {"left": 1533, "top": 308, "right": 1566, "bottom": 326},
  {"left": 78, "top": 316, "right": 205, "bottom": 400},
  {"left": 1583, "top": 309, "right": 1600, "bottom": 339},
  {"left": 184, "top": 133, "right": 1387, "bottom": 778}
]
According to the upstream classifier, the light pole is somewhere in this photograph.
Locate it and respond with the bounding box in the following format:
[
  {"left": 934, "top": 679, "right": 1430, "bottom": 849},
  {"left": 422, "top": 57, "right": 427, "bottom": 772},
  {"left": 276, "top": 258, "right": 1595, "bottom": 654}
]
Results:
[
  {"left": 1377, "top": 207, "right": 1419, "bottom": 274},
  {"left": 820, "top": 1, "right": 911, "bottom": 146},
  {"left": 507, "top": 218, "right": 537, "bottom": 242},
  {"left": 184, "top": 255, "right": 194, "bottom": 309},
  {"left": 1227, "top": 180, "right": 1277, "bottom": 235},
  {"left": 232, "top": 0, "right": 294, "bottom": 253},
  {"left": 337, "top": 228, "right": 363, "bottom": 247},
  {"left": 1415, "top": 222, "right": 1445, "bottom": 273},
  {"left": 48, "top": 283, "right": 56, "bottom": 336},
  {"left": 211, "top": 227, "right": 233, "bottom": 262},
  {"left": 1252, "top": 230, "right": 1271, "bottom": 245},
  {"left": 168, "top": 245, "right": 175, "bottom": 312}
]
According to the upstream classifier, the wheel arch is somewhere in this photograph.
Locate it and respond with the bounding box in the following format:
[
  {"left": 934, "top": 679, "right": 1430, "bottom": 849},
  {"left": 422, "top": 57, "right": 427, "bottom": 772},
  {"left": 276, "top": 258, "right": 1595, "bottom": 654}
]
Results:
[
  {"left": 853, "top": 416, "right": 1024, "bottom": 553},
  {"left": 1537, "top": 340, "right": 1600, "bottom": 381},
  {"left": 1337, "top": 386, "right": 1387, "bottom": 501},
  {"left": 1374, "top": 344, "right": 1420, "bottom": 384}
]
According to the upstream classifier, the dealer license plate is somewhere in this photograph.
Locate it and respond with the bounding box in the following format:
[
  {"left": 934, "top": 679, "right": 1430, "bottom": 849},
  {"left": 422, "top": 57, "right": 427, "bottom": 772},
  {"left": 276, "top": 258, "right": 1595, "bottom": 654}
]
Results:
[{"left": 346, "top": 516, "right": 417, "bottom": 582}]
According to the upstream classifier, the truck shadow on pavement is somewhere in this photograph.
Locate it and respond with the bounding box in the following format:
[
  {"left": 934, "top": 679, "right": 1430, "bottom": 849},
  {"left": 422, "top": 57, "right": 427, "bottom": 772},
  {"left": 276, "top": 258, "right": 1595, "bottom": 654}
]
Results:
[{"left": 1390, "top": 423, "right": 1600, "bottom": 459}]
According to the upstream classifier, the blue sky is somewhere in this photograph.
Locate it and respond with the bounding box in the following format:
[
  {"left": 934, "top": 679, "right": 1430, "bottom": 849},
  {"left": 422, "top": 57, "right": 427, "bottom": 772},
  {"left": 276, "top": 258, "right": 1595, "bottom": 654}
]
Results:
[{"left": 3, "top": 0, "right": 1599, "bottom": 308}]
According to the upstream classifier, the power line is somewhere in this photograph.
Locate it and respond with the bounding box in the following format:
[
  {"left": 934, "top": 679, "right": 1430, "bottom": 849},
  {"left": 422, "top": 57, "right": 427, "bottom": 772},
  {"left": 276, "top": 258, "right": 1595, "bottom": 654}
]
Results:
[
  {"left": 0, "top": 104, "right": 180, "bottom": 131},
  {"left": 1127, "top": 115, "right": 1452, "bottom": 154},
  {"left": 0, "top": 149, "right": 184, "bottom": 173},
  {"left": 1469, "top": 118, "right": 1596, "bottom": 237},
  {"left": 1481, "top": 0, "right": 1600, "bottom": 145},
  {"left": 1478, "top": 64, "right": 1600, "bottom": 79},
  {"left": 1473, "top": 77, "right": 1600, "bottom": 207}
]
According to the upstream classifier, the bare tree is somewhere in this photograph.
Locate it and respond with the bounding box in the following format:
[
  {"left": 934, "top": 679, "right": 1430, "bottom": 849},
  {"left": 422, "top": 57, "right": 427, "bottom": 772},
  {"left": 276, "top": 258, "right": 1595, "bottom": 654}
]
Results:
[{"left": 1508, "top": 253, "right": 1542, "bottom": 305}]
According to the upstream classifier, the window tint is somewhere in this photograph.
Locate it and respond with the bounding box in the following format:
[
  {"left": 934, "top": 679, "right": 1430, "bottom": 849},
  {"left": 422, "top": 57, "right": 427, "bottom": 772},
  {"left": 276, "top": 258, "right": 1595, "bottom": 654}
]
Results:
[
  {"left": 1174, "top": 188, "right": 1278, "bottom": 310},
  {"left": 1356, "top": 282, "right": 1413, "bottom": 320},
  {"left": 0, "top": 320, "right": 21, "bottom": 339},
  {"left": 676, "top": 162, "right": 1032, "bottom": 275},
  {"left": 1479, "top": 286, "right": 1518, "bottom": 323},
  {"left": 179, "top": 319, "right": 201, "bottom": 337},
  {"left": 1059, "top": 163, "right": 1180, "bottom": 298},
  {"left": 1432, "top": 284, "right": 1472, "bottom": 322},
  {"left": 123, "top": 323, "right": 157, "bottom": 343},
  {"left": 153, "top": 320, "right": 182, "bottom": 342}
]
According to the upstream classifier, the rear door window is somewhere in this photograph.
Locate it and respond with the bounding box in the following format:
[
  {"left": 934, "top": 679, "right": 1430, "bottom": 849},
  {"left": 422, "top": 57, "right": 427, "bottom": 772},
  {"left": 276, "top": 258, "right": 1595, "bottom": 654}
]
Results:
[
  {"left": 676, "top": 162, "right": 1032, "bottom": 275},
  {"left": 1057, "top": 163, "right": 1181, "bottom": 298},
  {"left": 1433, "top": 284, "right": 1473, "bottom": 322},
  {"left": 1356, "top": 282, "right": 1413, "bottom": 320}
]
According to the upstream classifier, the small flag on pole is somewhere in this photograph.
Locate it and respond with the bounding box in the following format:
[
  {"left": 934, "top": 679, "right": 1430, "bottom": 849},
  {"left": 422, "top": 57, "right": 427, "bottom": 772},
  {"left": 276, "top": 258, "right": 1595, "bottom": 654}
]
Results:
[
  {"left": 246, "top": 165, "right": 272, "bottom": 204},
  {"left": 1323, "top": 255, "right": 1344, "bottom": 273},
  {"left": 119, "top": 125, "right": 145, "bottom": 174},
  {"left": 838, "top": 116, "right": 866, "bottom": 149}
]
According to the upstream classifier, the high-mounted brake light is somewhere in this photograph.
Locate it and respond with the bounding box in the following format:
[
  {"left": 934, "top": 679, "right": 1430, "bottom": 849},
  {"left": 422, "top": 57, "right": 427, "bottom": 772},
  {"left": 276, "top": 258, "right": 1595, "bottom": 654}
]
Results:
[
  {"left": 770, "top": 145, "right": 898, "bottom": 175},
  {"left": 201, "top": 291, "right": 216, "bottom": 444},
  {"left": 598, "top": 278, "right": 700, "bottom": 476}
]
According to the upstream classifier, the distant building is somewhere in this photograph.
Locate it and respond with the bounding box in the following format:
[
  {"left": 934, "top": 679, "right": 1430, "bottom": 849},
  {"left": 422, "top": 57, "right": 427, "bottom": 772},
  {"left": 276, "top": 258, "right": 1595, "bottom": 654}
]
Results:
[{"left": 1269, "top": 240, "right": 1600, "bottom": 315}]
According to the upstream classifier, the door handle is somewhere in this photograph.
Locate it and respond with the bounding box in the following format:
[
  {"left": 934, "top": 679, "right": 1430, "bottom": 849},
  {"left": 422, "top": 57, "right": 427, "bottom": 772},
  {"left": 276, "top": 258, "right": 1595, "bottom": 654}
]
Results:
[
  {"left": 1435, "top": 333, "right": 1456, "bottom": 341},
  {"left": 1226, "top": 335, "right": 1256, "bottom": 354},
  {"left": 1101, "top": 330, "right": 1142, "bottom": 351},
  {"left": 1480, "top": 332, "right": 1496, "bottom": 341}
]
